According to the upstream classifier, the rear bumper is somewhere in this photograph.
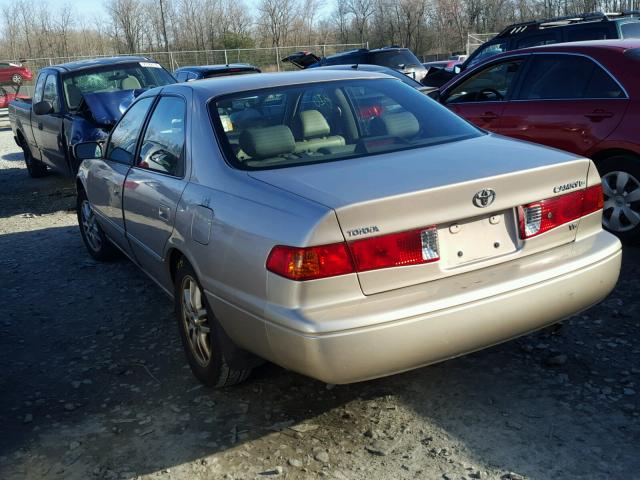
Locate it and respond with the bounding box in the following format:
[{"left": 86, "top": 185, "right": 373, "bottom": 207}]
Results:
[{"left": 261, "top": 231, "right": 621, "bottom": 384}]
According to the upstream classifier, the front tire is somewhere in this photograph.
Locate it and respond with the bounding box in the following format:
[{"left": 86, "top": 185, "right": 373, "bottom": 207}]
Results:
[
  {"left": 77, "top": 190, "right": 118, "bottom": 261},
  {"left": 598, "top": 155, "right": 640, "bottom": 244},
  {"left": 175, "top": 259, "right": 253, "bottom": 387}
]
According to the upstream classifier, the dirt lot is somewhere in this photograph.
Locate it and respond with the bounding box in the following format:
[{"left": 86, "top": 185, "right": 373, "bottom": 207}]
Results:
[{"left": 0, "top": 123, "right": 638, "bottom": 480}]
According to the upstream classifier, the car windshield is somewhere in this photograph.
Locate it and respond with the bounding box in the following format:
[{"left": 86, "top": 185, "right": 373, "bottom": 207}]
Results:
[
  {"left": 467, "top": 42, "right": 507, "bottom": 68},
  {"left": 62, "top": 62, "right": 175, "bottom": 110},
  {"left": 370, "top": 50, "right": 422, "bottom": 68},
  {"left": 211, "top": 79, "right": 481, "bottom": 170}
]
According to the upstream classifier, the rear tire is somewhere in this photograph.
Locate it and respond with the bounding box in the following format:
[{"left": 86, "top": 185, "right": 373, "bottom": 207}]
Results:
[
  {"left": 175, "top": 259, "right": 253, "bottom": 387},
  {"left": 21, "top": 139, "right": 47, "bottom": 178},
  {"left": 77, "top": 189, "right": 118, "bottom": 261},
  {"left": 11, "top": 73, "right": 22, "bottom": 84},
  {"left": 598, "top": 155, "right": 640, "bottom": 244}
]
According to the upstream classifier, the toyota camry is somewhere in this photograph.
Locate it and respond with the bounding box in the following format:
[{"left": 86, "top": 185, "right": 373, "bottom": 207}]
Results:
[{"left": 74, "top": 70, "right": 621, "bottom": 386}]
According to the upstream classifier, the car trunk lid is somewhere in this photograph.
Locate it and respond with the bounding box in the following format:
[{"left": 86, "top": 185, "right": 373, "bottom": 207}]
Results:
[{"left": 250, "top": 135, "right": 593, "bottom": 295}]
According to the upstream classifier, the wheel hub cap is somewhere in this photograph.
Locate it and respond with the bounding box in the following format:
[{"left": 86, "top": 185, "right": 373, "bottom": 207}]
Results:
[
  {"left": 602, "top": 170, "right": 640, "bottom": 233},
  {"left": 181, "top": 276, "right": 211, "bottom": 367},
  {"left": 81, "top": 200, "right": 102, "bottom": 251}
]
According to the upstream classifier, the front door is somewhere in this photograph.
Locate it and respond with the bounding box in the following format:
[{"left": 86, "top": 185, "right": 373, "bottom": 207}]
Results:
[
  {"left": 33, "top": 74, "right": 67, "bottom": 173},
  {"left": 441, "top": 58, "right": 526, "bottom": 133},
  {"left": 123, "top": 96, "right": 188, "bottom": 281},
  {"left": 86, "top": 97, "right": 155, "bottom": 255},
  {"left": 499, "top": 54, "right": 628, "bottom": 156}
]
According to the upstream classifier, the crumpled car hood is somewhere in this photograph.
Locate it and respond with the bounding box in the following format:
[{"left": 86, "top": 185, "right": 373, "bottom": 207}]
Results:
[{"left": 81, "top": 89, "right": 142, "bottom": 127}]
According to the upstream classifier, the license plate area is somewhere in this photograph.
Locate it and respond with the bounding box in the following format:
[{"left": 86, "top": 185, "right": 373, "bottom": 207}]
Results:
[{"left": 439, "top": 210, "right": 518, "bottom": 268}]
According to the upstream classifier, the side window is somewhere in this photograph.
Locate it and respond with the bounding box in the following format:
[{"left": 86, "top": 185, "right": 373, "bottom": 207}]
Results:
[
  {"left": 106, "top": 97, "right": 154, "bottom": 164},
  {"left": 33, "top": 74, "right": 47, "bottom": 103},
  {"left": 566, "top": 26, "right": 611, "bottom": 42},
  {"left": 445, "top": 60, "right": 523, "bottom": 104},
  {"left": 620, "top": 22, "right": 640, "bottom": 39},
  {"left": 518, "top": 55, "right": 623, "bottom": 100},
  {"left": 516, "top": 33, "right": 557, "bottom": 49},
  {"left": 137, "top": 96, "right": 186, "bottom": 177},
  {"left": 42, "top": 75, "right": 60, "bottom": 112}
]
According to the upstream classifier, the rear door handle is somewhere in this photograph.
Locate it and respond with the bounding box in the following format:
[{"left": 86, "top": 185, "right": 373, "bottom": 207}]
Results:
[
  {"left": 479, "top": 112, "right": 499, "bottom": 121},
  {"left": 158, "top": 204, "right": 170, "bottom": 222},
  {"left": 585, "top": 110, "right": 614, "bottom": 121}
]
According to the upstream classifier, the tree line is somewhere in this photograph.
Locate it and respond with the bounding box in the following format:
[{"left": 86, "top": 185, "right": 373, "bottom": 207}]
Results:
[{"left": 1, "top": 0, "right": 640, "bottom": 62}]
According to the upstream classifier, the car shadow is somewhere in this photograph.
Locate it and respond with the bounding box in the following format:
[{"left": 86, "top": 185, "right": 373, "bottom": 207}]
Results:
[{"left": 1, "top": 223, "right": 638, "bottom": 479}]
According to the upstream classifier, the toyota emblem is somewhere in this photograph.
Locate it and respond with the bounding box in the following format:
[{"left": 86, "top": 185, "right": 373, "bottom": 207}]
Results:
[{"left": 473, "top": 188, "right": 496, "bottom": 208}]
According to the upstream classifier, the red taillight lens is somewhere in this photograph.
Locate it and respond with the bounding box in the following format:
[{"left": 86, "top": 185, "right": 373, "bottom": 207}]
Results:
[
  {"left": 518, "top": 184, "right": 603, "bottom": 239},
  {"left": 266, "top": 243, "right": 354, "bottom": 280},
  {"left": 349, "top": 226, "right": 439, "bottom": 272},
  {"left": 267, "top": 227, "right": 440, "bottom": 281}
]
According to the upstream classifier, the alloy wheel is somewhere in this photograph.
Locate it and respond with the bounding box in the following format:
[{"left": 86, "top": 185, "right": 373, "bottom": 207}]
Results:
[
  {"left": 602, "top": 170, "right": 640, "bottom": 232},
  {"left": 80, "top": 200, "right": 102, "bottom": 251},
  {"left": 181, "top": 276, "right": 212, "bottom": 367}
]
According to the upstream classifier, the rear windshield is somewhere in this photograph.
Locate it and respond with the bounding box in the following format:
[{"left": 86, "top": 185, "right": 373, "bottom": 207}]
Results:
[
  {"left": 369, "top": 50, "right": 422, "bottom": 68},
  {"left": 210, "top": 79, "right": 481, "bottom": 170},
  {"left": 620, "top": 22, "right": 640, "bottom": 38},
  {"left": 62, "top": 62, "right": 175, "bottom": 110}
]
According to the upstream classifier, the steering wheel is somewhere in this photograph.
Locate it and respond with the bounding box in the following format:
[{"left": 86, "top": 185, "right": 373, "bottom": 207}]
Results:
[{"left": 478, "top": 88, "right": 504, "bottom": 101}]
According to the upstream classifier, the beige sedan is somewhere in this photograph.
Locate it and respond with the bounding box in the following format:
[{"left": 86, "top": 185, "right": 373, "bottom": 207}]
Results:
[{"left": 74, "top": 70, "right": 621, "bottom": 386}]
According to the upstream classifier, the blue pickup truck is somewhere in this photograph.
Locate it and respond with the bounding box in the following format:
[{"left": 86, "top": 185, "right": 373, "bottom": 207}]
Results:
[{"left": 9, "top": 56, "right": 175, "bottom": 177}]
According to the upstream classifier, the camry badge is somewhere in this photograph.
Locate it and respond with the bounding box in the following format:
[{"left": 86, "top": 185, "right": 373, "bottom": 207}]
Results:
[{"left": 473, "top": 188, "right": 496, "bottom": 208}]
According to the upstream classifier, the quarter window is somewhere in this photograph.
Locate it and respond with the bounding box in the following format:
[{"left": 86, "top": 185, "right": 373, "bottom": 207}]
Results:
[
  {"left": 620, "top": 22, "right": 640, "bottom": 38},
  {"left": 445, "top": 60, "right": 523, "bottom": 104},
  {"left": 106, "top": 97, "right": 154, "bottom": 164},
  {"left": 517, "top": 55, "right": 623, "bottom": 100},
  {"left": 137, "top": 96, "right": 186, "bottom": 176}
]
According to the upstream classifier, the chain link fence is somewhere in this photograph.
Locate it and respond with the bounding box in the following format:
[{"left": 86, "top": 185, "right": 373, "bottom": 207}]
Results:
[{"left": 7, "top": 43, "right": 365, "bottom": 95}]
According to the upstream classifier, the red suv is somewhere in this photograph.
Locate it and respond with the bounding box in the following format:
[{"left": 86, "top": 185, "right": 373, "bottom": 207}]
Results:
[
  {"left": 0, "top": 62, "right": 33, "bottom": 85},
  {"left": 434, "top": 40, "right": 640, "bottom": 242}
]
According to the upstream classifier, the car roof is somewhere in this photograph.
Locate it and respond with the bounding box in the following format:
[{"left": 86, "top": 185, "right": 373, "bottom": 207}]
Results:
[
  {"left": 52, "top": 56, "right": 156, "bottom": 72},
  {"left": 163, "top": 69, "right": 393, "bottom": 100},
  {"left": 175, "top": 63, "right": 259, "bottom": 73}
]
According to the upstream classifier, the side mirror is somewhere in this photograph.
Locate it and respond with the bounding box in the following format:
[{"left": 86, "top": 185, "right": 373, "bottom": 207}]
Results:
[
  {"left": 33, "top": 100, "right": 53, "bottom": 116},
  {"left": 74, "top": 142, "right": 103, "bottom": 161},
  {"left": 453, "top": 65, "right": 462, "bottom": 75}
]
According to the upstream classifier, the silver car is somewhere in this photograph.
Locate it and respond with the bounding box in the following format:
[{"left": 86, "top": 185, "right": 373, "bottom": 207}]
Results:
[{"left": 75, "top": 70, "right": 622, "bottom": 387}]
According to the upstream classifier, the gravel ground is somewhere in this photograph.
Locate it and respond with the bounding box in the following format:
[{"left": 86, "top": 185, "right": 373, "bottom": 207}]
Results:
[{"left": 0, "top": 122, "right": 638, "bottom": 480}]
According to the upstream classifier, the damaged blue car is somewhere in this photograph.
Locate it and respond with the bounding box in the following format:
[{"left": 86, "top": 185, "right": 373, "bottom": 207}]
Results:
[{"left": 9, "top": 56, "right": 176, "bottom": 178}]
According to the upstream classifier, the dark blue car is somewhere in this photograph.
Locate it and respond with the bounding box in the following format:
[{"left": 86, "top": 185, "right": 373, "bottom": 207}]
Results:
[{"left": 9, "top": 56, "right": 176, "bottom": 177}]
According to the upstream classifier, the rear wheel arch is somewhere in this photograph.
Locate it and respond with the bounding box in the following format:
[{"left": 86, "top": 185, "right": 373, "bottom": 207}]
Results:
[
  {"left": 168, "top": 248, "right": 186, "bottom": 284},
  {"left": 591, "top": 148, "right": 640, "bottom": 165}
]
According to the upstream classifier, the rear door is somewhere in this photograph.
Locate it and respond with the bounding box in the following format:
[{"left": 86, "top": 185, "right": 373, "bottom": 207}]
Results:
[
  {"left": 86, "top": 97, "right": 155, "bottom": 255},
  {"left": 123, "top": 95, "right": 189, "bottom": 281},
  {"left": 499, "top": 53, "right": 628, "bottom": 156},
  {"left": 441, "top": 57, "right": 526, "bottom": 132}
]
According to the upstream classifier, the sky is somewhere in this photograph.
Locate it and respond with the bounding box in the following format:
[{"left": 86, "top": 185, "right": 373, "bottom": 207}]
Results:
[{"left": 4, "top": 0, "right": 107, "bottom": 18}]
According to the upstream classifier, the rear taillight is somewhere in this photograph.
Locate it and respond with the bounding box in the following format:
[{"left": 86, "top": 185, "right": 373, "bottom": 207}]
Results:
[
  {"left": 349, "top": 226, "right": 439, "bottom": 272},
  {"left": 266, "top": 243, "right": 354, "bottom": 281},
  {"left": 518, "top": 184, "right": 603, "bottom": 239},
  {"left": 267, "top": 226, "right": 440, "bottom": 280}
]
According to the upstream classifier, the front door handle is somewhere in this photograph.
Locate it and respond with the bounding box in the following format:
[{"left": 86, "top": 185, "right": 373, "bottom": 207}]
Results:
[
  {"left": 479, "top": 111, "right": 499, "bottom": 121},
  {"left": 158, "top": 204, "right": 170, "bottom": 222}
]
